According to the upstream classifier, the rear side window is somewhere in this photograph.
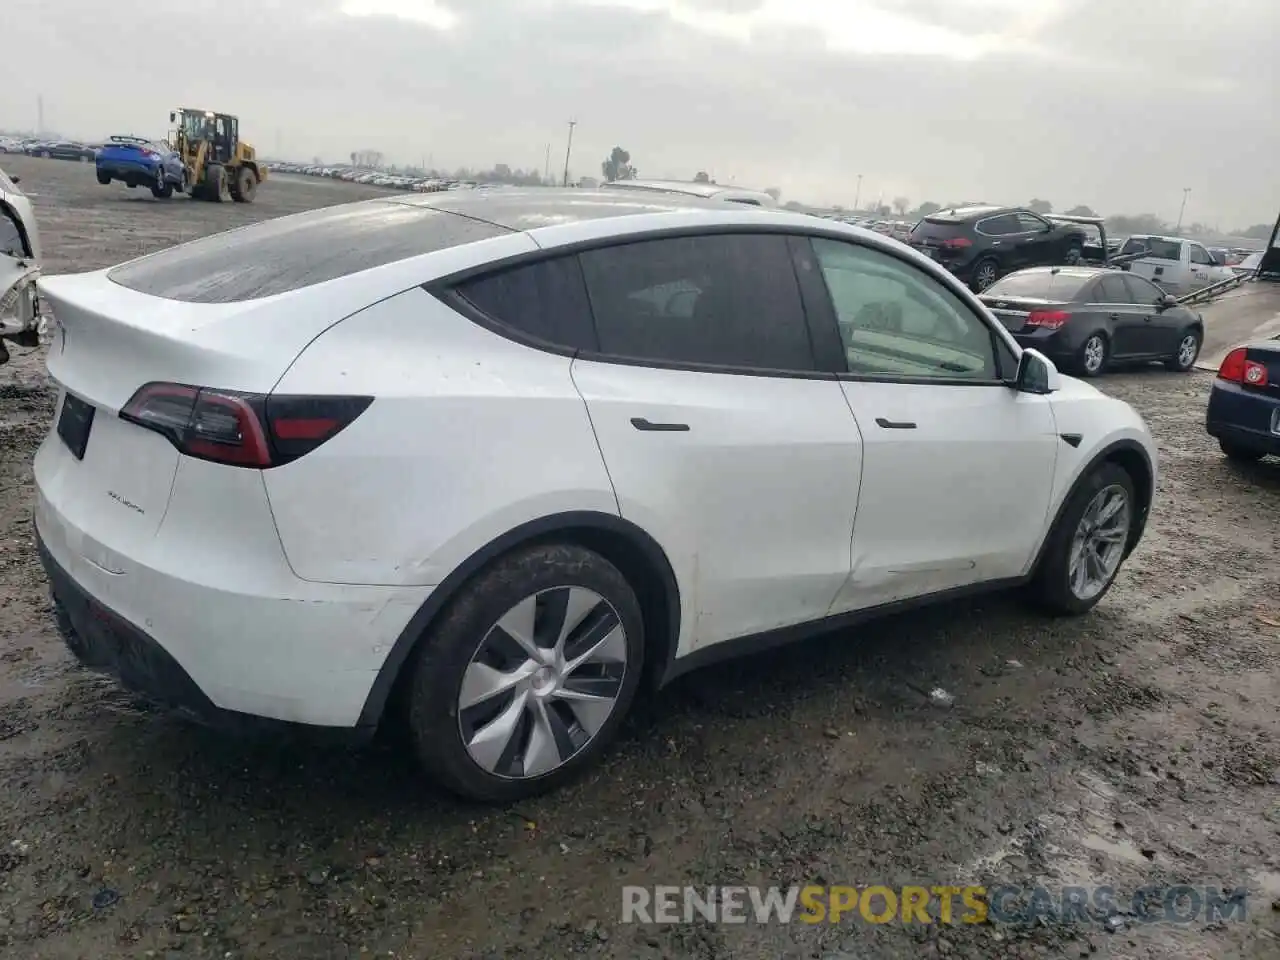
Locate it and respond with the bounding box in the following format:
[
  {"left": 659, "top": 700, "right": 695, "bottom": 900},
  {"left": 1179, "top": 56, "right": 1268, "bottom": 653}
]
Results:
[
  {"left": 1123, "top": 237, "right": 1181, "bottom": 261},
  {"left": 578, "top": 234, "right": 815, "bottom": 371},
  {"left": 976, "top": 214, "right": 1020, "bottom": 237},
  {"left": 108, "top": 201, "right": 510, "bottom": 303},
  {"left": 1096, "top": 275, "right": 1130, "bottom": 303},
  {"left": 455, "top": 256, "right": 597, "bottom": 350}
]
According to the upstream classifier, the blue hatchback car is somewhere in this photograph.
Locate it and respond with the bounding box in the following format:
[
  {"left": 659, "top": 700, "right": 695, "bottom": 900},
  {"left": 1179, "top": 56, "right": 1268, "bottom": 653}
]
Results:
[
  {"left": 95, "top": 136, "right": 187, "bottom": 198},
  {"left": 1206, "top": 338, "right": 1280, "bottom": 461}
]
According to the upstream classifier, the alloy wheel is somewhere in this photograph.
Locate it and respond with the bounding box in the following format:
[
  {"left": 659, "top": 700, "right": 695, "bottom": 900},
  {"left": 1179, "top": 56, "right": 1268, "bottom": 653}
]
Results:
[
  {"left": 975, "top": 262, "right": 998, "bottom": 290},
  {"left": 1176, "top": 334, "right": 1199, "bottom": 368},
  {"left": 1068, "top": 484, "right": 1130, "bottom": 601},
  {"left": 458, "top": 586, "right": 628, "bottom": 780},
  {"left": 1083, "top": 336, "right": 1106, "bottom": 374}
]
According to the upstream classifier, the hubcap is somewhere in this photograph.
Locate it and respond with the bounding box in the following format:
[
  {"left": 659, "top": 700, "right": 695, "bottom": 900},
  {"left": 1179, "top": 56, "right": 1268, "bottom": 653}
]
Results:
[
  {"left": 1084, "top": 336, "right": 1105, "bottom": 373},
  {"left": 1177, "top": 335, "right": 1198, "bottom": 367},
  {"left": 1068, "top": 485, "right": 1130, "bottom": 601},
  {"left": 976, "top": 264, "right": 997, "bottom": 289},
  {"left": 458, "top": 586, "right": 628, "bottom": 780}
]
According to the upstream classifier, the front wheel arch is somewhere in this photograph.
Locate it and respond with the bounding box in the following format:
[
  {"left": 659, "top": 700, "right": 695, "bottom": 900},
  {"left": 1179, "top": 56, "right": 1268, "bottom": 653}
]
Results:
[
  {"left": 361, "top": 511, "right": 682, "bottom": 732},
  {"left": 1030, "top": 439, "right": 1154, "bottom": 579}
]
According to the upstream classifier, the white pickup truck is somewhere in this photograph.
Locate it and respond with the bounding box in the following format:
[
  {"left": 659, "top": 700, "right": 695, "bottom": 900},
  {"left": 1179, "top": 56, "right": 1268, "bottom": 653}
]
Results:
[
  {"left": 1116, "top": 234, "right": 1236, "bottom": 297},
  {"left": 0, "top": 164, "right": 41, "bottom": 365}
]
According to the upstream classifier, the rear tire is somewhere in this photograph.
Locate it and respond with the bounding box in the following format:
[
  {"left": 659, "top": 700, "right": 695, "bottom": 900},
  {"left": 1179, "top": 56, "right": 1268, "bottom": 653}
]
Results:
[
  {"left": 407, "top": 544, "right": 645, "bottom": 802},
  {"left": 1165, "top": 329, "right": 1201, "bottom": 371},
  {"left": 1219, "top": 439, "right": 1264, "bottom": 463},
  {"left": 1032, "top": 462, "right": 1136, "bottom": 616},
  {"left": 970, "top": 258, "right": 1000, "bottom": 292},
  {"left": 1075, "top": 332, "right": 1109, "bottom": 377},
  {"left": 229, "top": 166, "right": 257, "bottom": 203}
]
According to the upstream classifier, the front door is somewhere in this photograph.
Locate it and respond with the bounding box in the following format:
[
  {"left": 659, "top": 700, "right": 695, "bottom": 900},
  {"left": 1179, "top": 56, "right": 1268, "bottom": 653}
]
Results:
[
  {"left": 804, "top": 236, "right": 1058, "bottom": 611},
  {"left": 1095, "top": 273, "right": 1153, "bottom": 357},
  {"left": 569, "top": 233, "right": 862, "bottom": 653}
]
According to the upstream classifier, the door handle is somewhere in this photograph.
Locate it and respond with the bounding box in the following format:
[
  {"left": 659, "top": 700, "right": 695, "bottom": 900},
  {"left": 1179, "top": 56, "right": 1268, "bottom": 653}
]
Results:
[
  {"left": 1108, "top": 313, "right": 1120, "bottom": 320},
  {"left": 875, "top": 418, "right": 917, "bottom": 429},
  {"left": 630, "top": 417, "right": 689, "bottom": 432}
]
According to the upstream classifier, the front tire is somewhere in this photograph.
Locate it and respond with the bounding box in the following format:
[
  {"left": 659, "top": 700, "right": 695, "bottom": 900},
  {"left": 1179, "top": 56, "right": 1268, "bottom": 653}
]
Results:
[
  {"left": 1032, "top": 462, "right": 1136, "bottom": 615},
  {"left": 1165, "top": 329, "right": 1201, "bottom": 371},
  {"left": 150, "top": 168, "right": 173, "bottom": 199},
  {"left": 205, "top": 164, "right": 226, "bottom": 202},
  {"left": 1075, "top": 332, "right": 1109, "bottom": 377},
  {"left": 95, "top": 170, "right": 111, "bottom": 185},
  {"left": 407, "top": 544, "right": 645, "bottom": 802}
]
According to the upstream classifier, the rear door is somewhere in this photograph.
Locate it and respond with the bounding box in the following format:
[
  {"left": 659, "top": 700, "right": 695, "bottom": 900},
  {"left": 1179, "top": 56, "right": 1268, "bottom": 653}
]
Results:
[
  {"left": 568, "top": 233, "right": 862, "bottom": 652},
  {"left": 803, "top": 236, "right": 1057, "bottom": 610}
]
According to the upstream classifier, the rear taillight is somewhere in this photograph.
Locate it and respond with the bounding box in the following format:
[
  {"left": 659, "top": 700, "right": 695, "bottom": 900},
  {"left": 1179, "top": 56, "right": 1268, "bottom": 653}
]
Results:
[
  {"left": 1025, "top": 310, "right": 1070, "bottom": 330},
  {"left": 120, "top": 382, "right": 372, "bottom": 468},
  {"left": 940, "top": 237, "right": 972, "bottom": 250},
  {"left": 1217, "top": 347, "right": 1268, "bottom": 386}
]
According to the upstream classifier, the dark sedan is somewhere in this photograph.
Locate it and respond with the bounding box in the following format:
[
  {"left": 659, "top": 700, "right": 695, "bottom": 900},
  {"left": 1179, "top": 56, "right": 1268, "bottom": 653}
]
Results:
[
  {"left": 1206, "top": 341, "right": 1280, "bottom": 461},
  {"left": 30, "top": 141, "right": 97, "bottom": 162},
  {"left": 978, "top": 266, "right": 1203, "bottom": 377}
]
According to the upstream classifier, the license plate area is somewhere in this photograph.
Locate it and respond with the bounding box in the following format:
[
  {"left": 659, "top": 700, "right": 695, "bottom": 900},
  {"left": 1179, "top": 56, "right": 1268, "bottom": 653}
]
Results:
[{"left": 57, "top": 392, "right": 95, "bottom": 460}]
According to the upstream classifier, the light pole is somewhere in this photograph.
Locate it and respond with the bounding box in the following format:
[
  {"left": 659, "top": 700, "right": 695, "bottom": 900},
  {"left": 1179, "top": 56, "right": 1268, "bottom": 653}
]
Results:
[
  {"left": 1175, "top": 187, "right": 1191, "bottom": 232},
  {"left": 853, "top": 174, "right": 863, "bottom": 213},
  {"left": 562, "top": 120, "right": 577, "bottom": 187}
]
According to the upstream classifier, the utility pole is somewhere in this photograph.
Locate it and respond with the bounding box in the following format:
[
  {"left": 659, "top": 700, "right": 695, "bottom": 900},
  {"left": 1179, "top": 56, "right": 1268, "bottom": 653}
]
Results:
[
  {"left": 544, "top": 143, "right": 551, "bottom": 184},
  {"left": 36, "top": 95, "right": 44, "bottom": 136},
  {"left": 1175, "top": 187, "right": 1191, "bottom": 232},
  {"left": 562, "top": 120, "right": 577, "bottom": 187},
  {"left": 853, "top": 173, "right": 863, "bottom": 213}
]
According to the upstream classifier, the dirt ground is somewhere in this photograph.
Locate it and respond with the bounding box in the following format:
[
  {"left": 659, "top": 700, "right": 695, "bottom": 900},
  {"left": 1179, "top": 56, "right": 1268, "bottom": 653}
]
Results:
[{"left": 0, "top": 154, "right": 1277, "bottom": 960}]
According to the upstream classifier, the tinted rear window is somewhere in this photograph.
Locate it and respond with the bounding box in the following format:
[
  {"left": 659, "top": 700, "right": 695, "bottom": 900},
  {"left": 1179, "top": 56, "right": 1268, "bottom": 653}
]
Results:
[
  {"left": 108, "top": 201, "right": 510, "bottom": 303},
  {"left": 455, "top": 256, "right": 597, "bottom": 350},
  {"left": 910, "top": 218, "right": 967, "bottom": 240},
  {"left": 1120, "top": 237, "right": 1181, "bottom": 261},
  {"left": 983, "top": 271, "right": 1091, "bottom": 301}
]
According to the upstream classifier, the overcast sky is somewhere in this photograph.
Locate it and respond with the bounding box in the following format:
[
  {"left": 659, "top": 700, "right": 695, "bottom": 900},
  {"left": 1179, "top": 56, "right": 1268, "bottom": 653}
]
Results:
[{"left": 2, "top": 0, "right": 1275, "bottom": 226}]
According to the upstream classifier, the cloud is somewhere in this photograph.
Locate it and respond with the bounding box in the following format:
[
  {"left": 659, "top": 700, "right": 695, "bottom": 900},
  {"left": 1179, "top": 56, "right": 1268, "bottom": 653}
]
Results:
[{"left": 0, "top": 0, "right": 1274, "bottom": 226}]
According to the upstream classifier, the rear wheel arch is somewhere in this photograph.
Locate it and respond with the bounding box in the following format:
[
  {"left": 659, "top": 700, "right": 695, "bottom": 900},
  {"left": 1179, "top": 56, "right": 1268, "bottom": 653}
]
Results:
[{"left": 362, "top": 511, "right": 681, "bottom": 731}]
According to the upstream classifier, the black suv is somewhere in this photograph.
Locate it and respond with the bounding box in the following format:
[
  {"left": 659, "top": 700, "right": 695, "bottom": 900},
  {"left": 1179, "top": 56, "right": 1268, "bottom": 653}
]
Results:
[{"left": 907, "top": 205, "right": 1089, "bottom": 292}]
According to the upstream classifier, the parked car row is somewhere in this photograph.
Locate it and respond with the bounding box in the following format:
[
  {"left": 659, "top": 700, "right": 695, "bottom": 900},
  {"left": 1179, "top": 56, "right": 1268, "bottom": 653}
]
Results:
[
  {"left": 0, "top": 137, "right": 100, "bottom": 161},
  {"left": 267, "top": 161, "right": 485, "bottom": 193}
]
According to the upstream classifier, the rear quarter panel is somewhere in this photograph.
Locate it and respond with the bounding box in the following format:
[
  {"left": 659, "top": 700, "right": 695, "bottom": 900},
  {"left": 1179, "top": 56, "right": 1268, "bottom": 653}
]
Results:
[{"left": 263, "top": 286, "right": 620, "bottom": 586}]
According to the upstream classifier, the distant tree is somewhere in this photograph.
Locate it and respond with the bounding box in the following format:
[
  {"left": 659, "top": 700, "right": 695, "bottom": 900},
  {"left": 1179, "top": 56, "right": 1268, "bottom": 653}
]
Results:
[
  {"left": 1240, "top": 223, "right": 1274, "bottom": 239},
  {"left": 876, "top": 204, "right": 891, "bottom": 216},
  {"left": 1027, "top": 198, "right": 1053, "bottom": 214},
  {"left": 493, "top": 163, "right": 512, "bottom": 180},
  {"left": 892, "top": 196, "right": 909, "bottom": 216},
  {"left": 765, "top": 187, "right": 781, "bottom": 202},
  {"left": 349, "top": 151, "right": 357, "bottom": 167},
  {"left": 783, "top": 200, "right": 805, "bottom": 211},
  {"left": 693, "top": 170, "right": 712, "bottom": 183},
  {"left": 832, "top": 205, "right": 845, "bottom": 214},
  {"left": 1106, "top": 213, "right": 1169, "bottom": 235},
  {"left": 915, "top": 200, "right": 941, "bottom": 217},
  {"left": 1065, "top": 205, "right": 1097, "bottom": 217},
  {"left": 601, "top": 147, "right": 637, "bottom": 182}
]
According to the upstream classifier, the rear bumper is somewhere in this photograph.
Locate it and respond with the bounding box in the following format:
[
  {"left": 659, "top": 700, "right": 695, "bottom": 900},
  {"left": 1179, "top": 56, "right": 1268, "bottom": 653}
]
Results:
[
  {"left": 1205, "top": 381, "right": 1280, "bottom": 453},
  {"left": 33, "top": 448, "right": 430, "bottom": 730},
  {"left": 1011, "top": 328, "right": 1079, "bottom": 366}
]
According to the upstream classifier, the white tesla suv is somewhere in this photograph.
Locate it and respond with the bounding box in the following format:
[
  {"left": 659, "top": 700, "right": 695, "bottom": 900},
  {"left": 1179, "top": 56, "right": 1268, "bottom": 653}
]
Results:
[{"left": 34, "top": 191, "right": 1157, "bottom": 801}]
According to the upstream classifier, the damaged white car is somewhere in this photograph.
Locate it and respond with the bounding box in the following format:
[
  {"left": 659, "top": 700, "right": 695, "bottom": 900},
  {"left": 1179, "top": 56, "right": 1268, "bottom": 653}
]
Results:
[{"left": 0, "top": 165, "right": 42, "bottom": 365}]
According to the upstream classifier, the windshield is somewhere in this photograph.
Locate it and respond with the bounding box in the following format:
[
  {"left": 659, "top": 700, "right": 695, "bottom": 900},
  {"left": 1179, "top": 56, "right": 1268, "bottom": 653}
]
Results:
[
  {"left": 179, "top": 110, "right": 212, "bottom": 141},
  {"left": 983, "top": 271, "right": 1092, "bottom": 301}
]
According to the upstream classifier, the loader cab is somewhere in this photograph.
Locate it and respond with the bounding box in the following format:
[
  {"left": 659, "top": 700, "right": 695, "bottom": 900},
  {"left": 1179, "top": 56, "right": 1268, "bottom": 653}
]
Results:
[{"left": 172, "top": 109, "right": 237, "bottom": 161}]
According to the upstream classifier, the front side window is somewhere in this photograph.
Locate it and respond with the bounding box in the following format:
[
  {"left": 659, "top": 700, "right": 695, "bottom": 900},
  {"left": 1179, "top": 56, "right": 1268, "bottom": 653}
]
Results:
[
  {"left": 1122, "top": 274, "right": 1164, "bottom": 304},
  {"left": 1096, "top": 275, "right": 1131, "bottom": 304},
  {"left": 1016, "top": 212, "right": 1050, "bottom": 233},
  {"left": 578, "top": 234, "right": 815, "bottom": 371},
  {"left": 811, "top": 237, "right": 998, "bottom": 380},
  {"left": 1189, "top": 244, "right": 1212, "bottom": 265}
]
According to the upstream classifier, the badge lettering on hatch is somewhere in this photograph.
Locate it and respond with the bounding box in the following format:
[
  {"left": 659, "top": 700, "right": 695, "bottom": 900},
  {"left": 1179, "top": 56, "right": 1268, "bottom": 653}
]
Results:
[{"left": 107, "top": 491, "right": 145, "bottom": 515}]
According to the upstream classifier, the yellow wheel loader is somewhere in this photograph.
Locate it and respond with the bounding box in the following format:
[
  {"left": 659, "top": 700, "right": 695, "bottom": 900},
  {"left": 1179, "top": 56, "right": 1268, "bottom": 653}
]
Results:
[{"left": 170, "top": 109, "right": 266, "bottom": 203}]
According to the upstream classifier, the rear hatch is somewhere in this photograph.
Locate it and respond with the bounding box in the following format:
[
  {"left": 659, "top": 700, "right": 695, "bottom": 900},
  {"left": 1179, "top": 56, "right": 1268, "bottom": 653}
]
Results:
[
  {"left": 907, "top": 216, "right": 971, "bottom": 265},
  {"left": 97, "top": 141, "right": 158, "bottom": 169}
]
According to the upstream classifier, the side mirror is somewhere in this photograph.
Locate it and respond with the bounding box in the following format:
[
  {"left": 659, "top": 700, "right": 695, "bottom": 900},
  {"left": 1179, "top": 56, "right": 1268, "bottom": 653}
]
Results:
[
  {"left": 1014, "top": 349, "right": 1061, "bottom": 394},
  {"left": 169, "top": 112, "right": 176, "bottom": 123},
  {"left": 9, "top": 176, "right": 18, "bottom": 184},
  {"left": 1157, "top": 294, "right": 1178, "bottom": 311}
]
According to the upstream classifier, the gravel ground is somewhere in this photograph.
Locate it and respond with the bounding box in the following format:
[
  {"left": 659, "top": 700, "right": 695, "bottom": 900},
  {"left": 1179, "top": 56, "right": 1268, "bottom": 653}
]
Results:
[{"left": 0, "top": 154, "right": 1278, "bottom": 960}]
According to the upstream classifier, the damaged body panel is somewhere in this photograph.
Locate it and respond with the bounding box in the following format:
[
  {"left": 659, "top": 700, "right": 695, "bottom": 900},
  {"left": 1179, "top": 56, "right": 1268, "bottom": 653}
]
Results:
[{"left": 1, "top": 164, "right": 43, "bottom": 364}]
